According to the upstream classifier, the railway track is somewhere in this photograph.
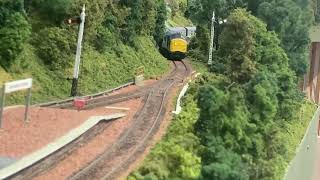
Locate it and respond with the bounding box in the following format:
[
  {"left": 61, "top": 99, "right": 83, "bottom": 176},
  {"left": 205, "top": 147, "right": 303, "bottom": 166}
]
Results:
[
  {"left": 8, "top": 122, "right": 114, "bottom": 180},
  {"left": 5, "top": 60, "right": 190, "bottom": 180},
  {"left": 69, "top": 60, "right": 190, "bottom": 180}
]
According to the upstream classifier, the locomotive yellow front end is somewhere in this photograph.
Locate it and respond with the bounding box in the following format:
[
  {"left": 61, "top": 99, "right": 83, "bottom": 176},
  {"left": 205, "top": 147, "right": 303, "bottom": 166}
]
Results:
[
  {"left": 169, "top": 38, "right": 187, "bottom": 60},
  {"left": 170, "top": 39, "right": 187, "bottom": 53},
  {"left": 161, "top": 27, "right": 196, "bottom": 60}
]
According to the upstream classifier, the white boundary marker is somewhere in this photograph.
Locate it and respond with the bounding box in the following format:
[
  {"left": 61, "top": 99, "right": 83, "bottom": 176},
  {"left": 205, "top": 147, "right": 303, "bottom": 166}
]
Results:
[
  {"left": 173, "top": 73, "right": 201, "bottom": 114},
  {"left": 105, "top": 106, "right": 130, "bottom": 111}
]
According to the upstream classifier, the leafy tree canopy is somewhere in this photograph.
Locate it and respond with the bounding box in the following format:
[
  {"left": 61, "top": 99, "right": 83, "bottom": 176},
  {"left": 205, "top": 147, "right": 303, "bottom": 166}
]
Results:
[
  {"left": 195, "top": 8, "right": 303, "bottom": 179},
  {"left": 0, "top": 1, "right": 31, "bottom": 68}
]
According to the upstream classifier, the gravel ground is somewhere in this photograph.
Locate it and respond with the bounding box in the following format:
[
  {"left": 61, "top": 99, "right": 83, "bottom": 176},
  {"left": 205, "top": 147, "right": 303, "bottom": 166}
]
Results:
[
  {"left": 107, "top": 80, "right": 156, "bottom": 96},
  {"left": 0, "top": 79, "right": 156, "bottom": 160},
  {"left": 33, "top": 98, "right": 142, "bottom": 180},
  {"left": 0, "top": 63, "right": 181, "bottom": 179},
  {"left": 0, "top": 106, "right": 121, "bottom": 159},
  {"left": 117, "top": 64, "right": 194, "bottom": 179}
]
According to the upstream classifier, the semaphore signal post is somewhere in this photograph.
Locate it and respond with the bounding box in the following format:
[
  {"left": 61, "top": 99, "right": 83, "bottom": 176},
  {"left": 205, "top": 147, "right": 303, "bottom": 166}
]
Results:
[{"left": 67, "top": 5, "right": 86, "bottom": 97}]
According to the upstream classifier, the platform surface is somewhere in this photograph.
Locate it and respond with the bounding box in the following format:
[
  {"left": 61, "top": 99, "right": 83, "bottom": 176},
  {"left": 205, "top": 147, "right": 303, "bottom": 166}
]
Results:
[{"left": 0, "top": 113, "right": 126, "bottom": 179}]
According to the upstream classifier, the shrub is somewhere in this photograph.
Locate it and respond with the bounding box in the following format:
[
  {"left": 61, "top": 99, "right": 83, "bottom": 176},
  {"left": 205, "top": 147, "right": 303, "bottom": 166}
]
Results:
[
  {"left": 94, "top": 26, "right": 118, "bottom": 53},
  {"left": 0, "top": 12, "right": 31, "bottom": 68},
  {"left": 35, "top": 27, "right": 75, "bottom": 70},
  {"left": 37, "top": 0, "right": 73, "bottom": 24}
]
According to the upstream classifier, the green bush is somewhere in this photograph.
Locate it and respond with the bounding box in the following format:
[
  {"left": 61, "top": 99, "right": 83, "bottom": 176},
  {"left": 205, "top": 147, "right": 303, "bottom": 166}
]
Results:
[
  {"left": 36, "top": 0, "right": 73, "bottom": 24},
  {"left": 3, "top": 36, "right": 169, "bottom": 105},
  {"left": 0, "top": 1, "right": 170, "bottom": 103},
  {"left": 200, "top": 137, "right": 249, "bottom": 180},
  {"left": 128, "top": 93, "right": 202, "bottom": 180},
  {"left": 94, "top": 26, "right": 118, "bottom": 53},
  {"left": 0, "top": 0, "right": 24, "bottom": 24},
  {"left": 0, "top": 12, "right": 31, "bottom": 68},
  {"left": 34, "top": 27, "right": 75, "bottom": 70}
]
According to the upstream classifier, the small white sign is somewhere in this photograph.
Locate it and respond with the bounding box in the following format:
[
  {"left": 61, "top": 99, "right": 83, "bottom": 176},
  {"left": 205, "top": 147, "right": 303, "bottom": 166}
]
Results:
[{"left": 4, "top": 78, "right": 33, "bottom": 94}]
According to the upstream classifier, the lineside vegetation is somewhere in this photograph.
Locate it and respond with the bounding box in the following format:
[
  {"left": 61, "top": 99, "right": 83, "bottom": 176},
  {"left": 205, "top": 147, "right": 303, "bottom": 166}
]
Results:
[
  {"left": 0, "top": 0, "right": 169, "bottom": 104},
  {"left": 129, "top": 1, "right": 317, "bottom": 179}
]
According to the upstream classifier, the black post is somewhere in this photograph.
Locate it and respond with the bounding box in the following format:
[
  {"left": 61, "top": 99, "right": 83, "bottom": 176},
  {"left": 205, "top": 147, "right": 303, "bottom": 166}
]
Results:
[
  {"left": 214, "top": 21, "right": 219, "bottom": 50},
  {"left": 71, "top": 78, "right": 78, "bottom": 97}
]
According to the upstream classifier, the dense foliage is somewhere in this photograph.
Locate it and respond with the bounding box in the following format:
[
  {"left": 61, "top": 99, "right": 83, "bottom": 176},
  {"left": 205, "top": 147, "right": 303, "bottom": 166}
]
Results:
[
  {"left": 193, "top": 9, "right": 304, "bottom": 179},
  {"left": 34, "top": 27, "right": 75, "bottom": 70},
  {"left": 253, "top": 0, "right": 313, "bottom": 76},
  {"left": 0, "top": 0, "right": 170, "bottom": 104},
  {"left": 0, "top": 0, "right": 31, "bottom": 68},
  {"left": 25, "top": 0, "right": 73, "bottom": 24},
  {"left": 188, "top": 0, "right": 313, "bottom": 76},
  {"left": 1, "top": 0, "right": 317, "bottom": 180},
  {"left": 130, "top": 1, "right": 316, "bottom": 180},
  {"left": 128, "top": 89, "right": 202, "bottom": 180}
]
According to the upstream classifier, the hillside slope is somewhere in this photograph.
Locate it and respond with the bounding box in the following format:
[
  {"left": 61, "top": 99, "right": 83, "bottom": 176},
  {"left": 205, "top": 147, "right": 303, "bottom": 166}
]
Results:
[
  {"left": 0, "top": 38, "right": 169, "bottom": 104},
  {"left": 0, "top": 1, "right": 170, "bottom": 105}
]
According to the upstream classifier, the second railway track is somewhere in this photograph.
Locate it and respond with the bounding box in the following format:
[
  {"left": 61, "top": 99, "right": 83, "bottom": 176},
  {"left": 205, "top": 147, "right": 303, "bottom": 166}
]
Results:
[
  {"left": 69, "top": 60, "right": 190, "bottom": 180},
  {"left": 6, "top": 60, "right": 191, "bottom": 180}
]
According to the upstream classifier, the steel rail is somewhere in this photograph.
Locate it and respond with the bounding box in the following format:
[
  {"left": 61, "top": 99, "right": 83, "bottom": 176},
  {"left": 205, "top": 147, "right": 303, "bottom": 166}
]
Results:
[
  {"left": 68, "top": 60, "right": 189, "bottom": 180},
  {"left": 7, "top": 60, "right": 190, "bottom": 180}
]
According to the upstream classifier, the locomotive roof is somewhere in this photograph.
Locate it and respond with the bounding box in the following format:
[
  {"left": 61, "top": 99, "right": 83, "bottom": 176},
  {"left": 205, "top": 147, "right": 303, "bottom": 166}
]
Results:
[
  {"left": 185, "top": 26, "right": 196, "bottom": 31},
  {"left": 169, "top": 27, "right": 186, "bottom": 31},
  {"left": 165, "top": 30, "right": 182, "bottom": 36},
  {"left": 165, "top": 26, "right": 196, "bottom": 36},
  {"left": 167, "top": 27, "right": 196, "bottom": 33}
]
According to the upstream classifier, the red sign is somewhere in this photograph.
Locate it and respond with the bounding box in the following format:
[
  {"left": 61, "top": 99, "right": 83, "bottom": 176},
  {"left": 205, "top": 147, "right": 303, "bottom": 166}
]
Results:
[
  {"left": 64, "top": 17, "right": 81, "bottom": 25},
  {"left": 73, "top": 98, "right": 86, "bottom": 110}
]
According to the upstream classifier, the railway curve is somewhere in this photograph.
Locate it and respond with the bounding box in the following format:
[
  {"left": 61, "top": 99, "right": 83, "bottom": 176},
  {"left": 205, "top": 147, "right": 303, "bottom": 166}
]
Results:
[{"left": 5, "top": 60, "right": 191, "bottom": 180}]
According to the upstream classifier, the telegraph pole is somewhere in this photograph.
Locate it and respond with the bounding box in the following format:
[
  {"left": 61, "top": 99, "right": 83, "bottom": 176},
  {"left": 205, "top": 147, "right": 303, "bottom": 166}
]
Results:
[
  {"left": 208, "top": 11, "right": 215, "bottom": 65},
  {"left": 71, "top": 5, "right": 86, "bottom": 97}
]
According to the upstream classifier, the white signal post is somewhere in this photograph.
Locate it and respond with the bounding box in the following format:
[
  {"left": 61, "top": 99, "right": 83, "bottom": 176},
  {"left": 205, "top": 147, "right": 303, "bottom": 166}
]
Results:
[
  {"left": 208, "top": 11, "right": 215, "bottom": 65},
  {"left": 71, "top": 5, "right": 86, "bottom": 97}
]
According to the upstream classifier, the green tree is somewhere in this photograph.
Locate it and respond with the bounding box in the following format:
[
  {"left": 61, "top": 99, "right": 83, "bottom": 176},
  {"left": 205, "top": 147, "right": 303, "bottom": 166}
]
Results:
[
  {"left": 196, "top": 84, "right": 254, "bottom": 153},
  {"left": 34, "top": 27, "right": 75, "bottom": 70},
  {"left": 200, "top": 137, "right": 249, "bottom": 180},
  {"left": 0, "top": 0, "right": 24, "bottom": 25},
  {"left": 153, "top": 0, "right": 167, "bottom": 44},
  {"left": 24, "top": 0, "right": 72, "bottom": 24},
  {"left": 119, "top": 0, "right": 144, "bottom": 44},
  {"left": 311, "top": 0, "right": 320, "bottom": 22},
  {"left": 255, "top": 0, "right": 312, "bottom": 76},
  {"left": 119, "top": 0, "right": 163, "bottom": 45},
  {"left": 195, "top": 8, "right": 303, "bottom": 179},
  {"left": 188, "top": 0, "right": 246, "bottom": 26},
  {"left": 0, "top": 11, "right": 31, "bottom": 68},
  {"left": 187, "top": 0, "right": 246, "bottom": 62}
]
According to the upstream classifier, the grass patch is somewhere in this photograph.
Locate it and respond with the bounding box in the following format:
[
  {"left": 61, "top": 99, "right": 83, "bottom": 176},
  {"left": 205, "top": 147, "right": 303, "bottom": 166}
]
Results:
[
  {"left": 127, "top": 59, "right": 318, "bottom": 180},
  {"left": 0, "top": 36, "right": 169, "bottom": 105},
  {"left": 189, "top": 61, "right": 208, "bottom": 74},
  {"left": 167, "top": 12, "right": 193, "bottom": 27},
  {"left": 285, "top": 101, "right": 317, "bottom": 159},
  {"left": 274, "top": 100, "right": 317, "bottom": 178}
]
